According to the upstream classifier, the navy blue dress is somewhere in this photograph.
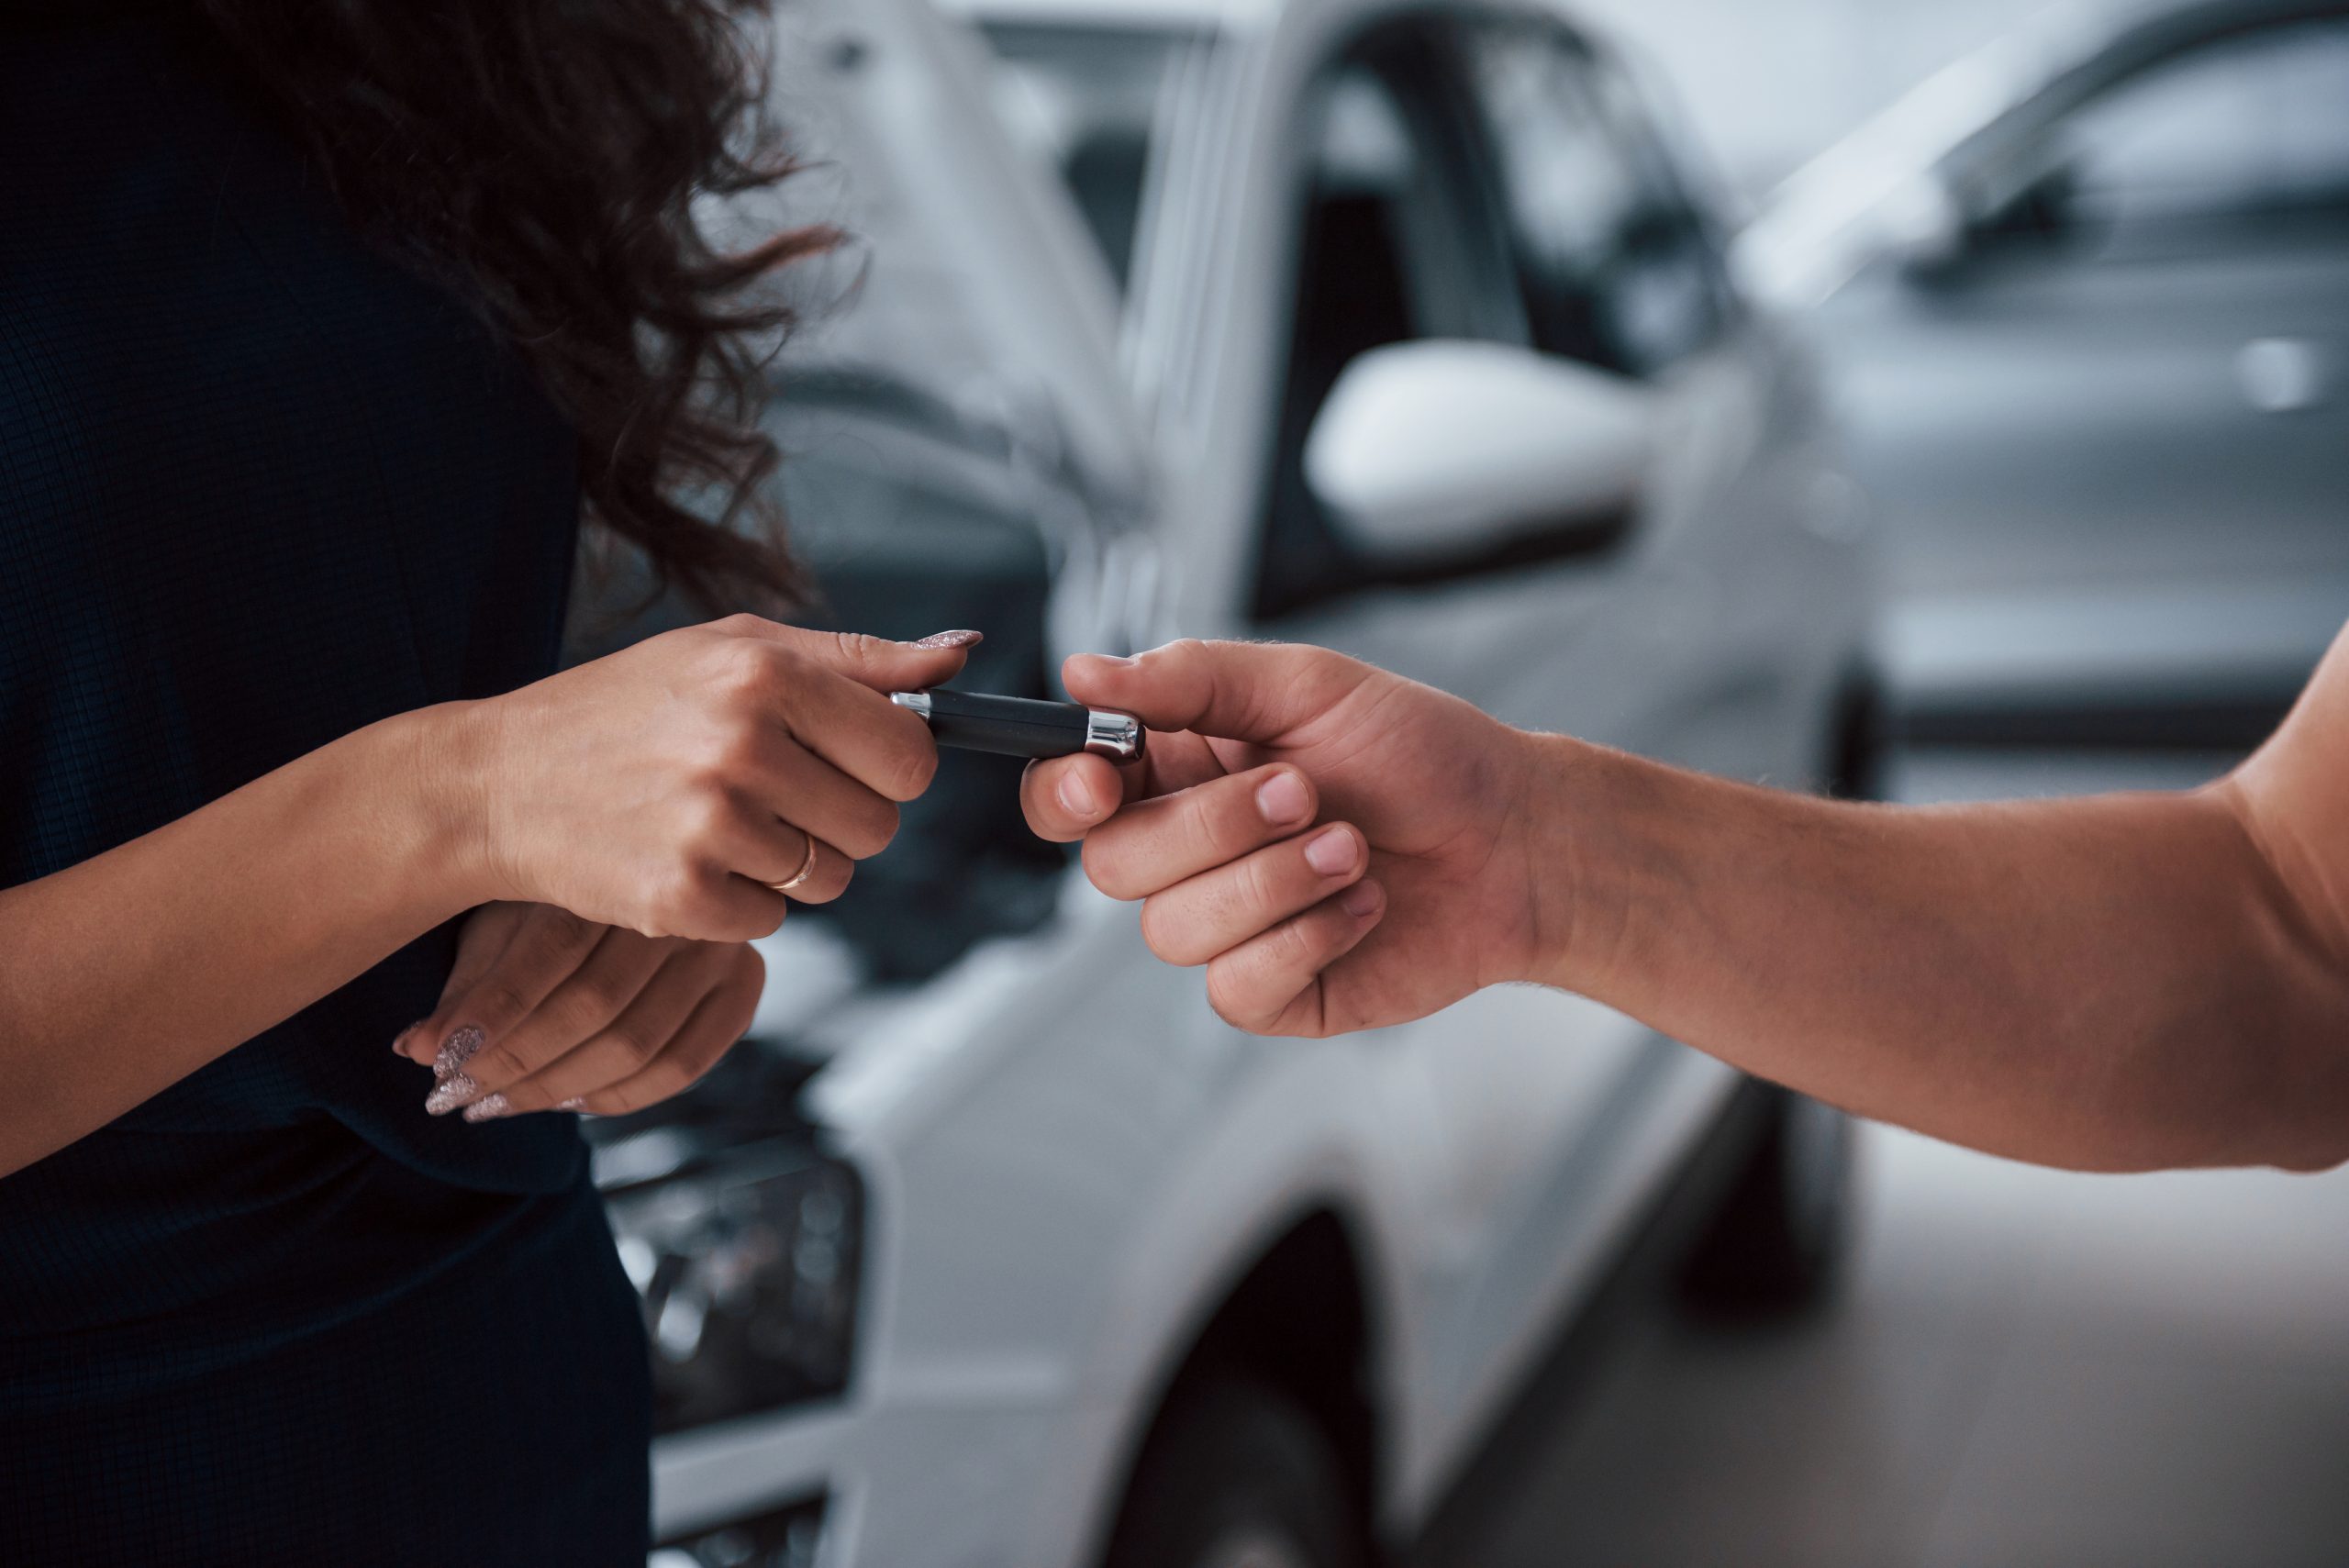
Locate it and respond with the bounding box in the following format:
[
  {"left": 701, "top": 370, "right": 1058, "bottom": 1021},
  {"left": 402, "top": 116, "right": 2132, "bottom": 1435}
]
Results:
[{"left": 0, "top": 14, "right": 651, "bottom": 1564}]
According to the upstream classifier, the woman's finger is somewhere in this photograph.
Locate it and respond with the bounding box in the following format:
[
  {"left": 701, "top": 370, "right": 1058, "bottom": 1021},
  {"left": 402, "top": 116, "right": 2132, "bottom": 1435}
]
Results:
[
  {"left": 1203, "top": 881, "right": 1387, "bottom": 1037},
  {"left": 562, "top": 956, "right": 763, "bottom": 1119},
  {"left": 732, "top": 734, "right": 902, "bottom": 862},
  {"left": 394, "top": 901, "right": 533, "bottom": 1062},
  {"left": 462, "top": 943, "right": 753, "bottom": 1120},
  {"left": 422, "top": 926, "right": 673, "bottom": 1115},
  {"left": 1085, "top": 764, "right": 1320, "bottom": 903},
  {"left": 400, "top": 904, "right": 602, "bottom": 1073},
  {"left": 1139, "top": 821, "right": 1369, "bottom": 967},
  {"left": 720, "top": 813, "right": 852, "bottom": 906}
]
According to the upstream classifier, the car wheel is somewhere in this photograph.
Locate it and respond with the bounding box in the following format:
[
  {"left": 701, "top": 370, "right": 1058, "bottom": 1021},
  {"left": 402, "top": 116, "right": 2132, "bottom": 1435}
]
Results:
[
  {"left": 1679, "top": 1084, "right": 1854, "bottom": 1317},
  {"left": 1102, "top": 1375, "right": 1364, "bottom": 1568}
]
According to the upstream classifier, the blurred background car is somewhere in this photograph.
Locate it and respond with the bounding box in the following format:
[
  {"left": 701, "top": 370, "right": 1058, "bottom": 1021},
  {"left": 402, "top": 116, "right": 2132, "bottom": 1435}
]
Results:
[
  {"left": 1740, "top": 0, "right": 2349, "bottom": 746},
  {"left": 589, "top": 0, "right": 1878, "bottom": 1564}
]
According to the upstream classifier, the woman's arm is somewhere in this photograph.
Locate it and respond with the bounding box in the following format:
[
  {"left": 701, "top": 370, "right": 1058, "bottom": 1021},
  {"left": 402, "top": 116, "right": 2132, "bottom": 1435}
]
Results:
[
  {"left": 0, "top": 618, "right": 975, "bottom": 1179},
  {"left": 0, "top": 707, "right": 483, "bottom": 1178},
  {"left": 1019, "top": 631, "right": 2349, "bottom": 1174}
]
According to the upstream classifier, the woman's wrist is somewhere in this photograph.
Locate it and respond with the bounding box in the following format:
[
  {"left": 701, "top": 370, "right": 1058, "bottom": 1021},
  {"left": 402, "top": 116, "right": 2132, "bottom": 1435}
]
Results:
[{"left": 368, "top": 700, "right": 512, "bottom": 917}]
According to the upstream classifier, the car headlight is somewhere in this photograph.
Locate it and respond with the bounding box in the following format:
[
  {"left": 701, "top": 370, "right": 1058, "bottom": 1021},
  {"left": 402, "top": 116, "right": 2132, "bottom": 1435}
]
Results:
[{"left": 605, "top": 1143, "right": 864, "bottom": 1433}]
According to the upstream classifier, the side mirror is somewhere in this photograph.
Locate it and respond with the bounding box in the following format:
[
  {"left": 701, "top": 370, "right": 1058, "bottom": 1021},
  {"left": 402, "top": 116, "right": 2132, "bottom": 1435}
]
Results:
[
  {"left": 1876, "top": 170, "right": 1968, "bottom": 272},
  {"left": 1303, "top": 340, "right": 1654, "bottom": 577}
]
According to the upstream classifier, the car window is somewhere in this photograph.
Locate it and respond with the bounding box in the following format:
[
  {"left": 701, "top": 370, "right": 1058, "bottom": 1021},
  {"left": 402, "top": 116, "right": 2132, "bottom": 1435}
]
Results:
[
  {"left": 1462, "top": 25, "right": 1729, "bottom": 378},
  {"left": 982, "top": 23, "right": 1201, "bottom": 294},
  {"left": 2053, "top": 19, "right": 2349, "bottom": 243},
  {"left": 1252, "top": 28, "right": 1520, "bottom": 620}
]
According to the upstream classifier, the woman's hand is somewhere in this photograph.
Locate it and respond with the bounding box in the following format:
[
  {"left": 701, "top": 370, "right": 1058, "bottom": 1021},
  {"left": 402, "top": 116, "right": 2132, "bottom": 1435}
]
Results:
[
  {"left": 454, "top": 617, "right": 977, "bottom": 942},
  {"left": 395, "top": 902, "right": 764, "bottom": 1121},
  {"left": 1020, "top": 640, "right": 1561, "bottom": 1038}
]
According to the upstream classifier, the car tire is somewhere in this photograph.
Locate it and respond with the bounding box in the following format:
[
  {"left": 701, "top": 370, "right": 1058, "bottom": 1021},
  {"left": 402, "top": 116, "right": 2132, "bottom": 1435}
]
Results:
[
  {"left": 1679, "top": 1084, "right": 1854, "bottom": 1318},
  {"left": 1102, "top": 1375, "right": 1365, "bottom": 1568}
]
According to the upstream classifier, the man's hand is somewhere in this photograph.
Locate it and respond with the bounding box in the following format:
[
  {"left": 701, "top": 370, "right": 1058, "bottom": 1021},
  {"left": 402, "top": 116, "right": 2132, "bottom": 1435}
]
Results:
[
  {"left": 1022, "top": 640, "right": 1553, "bottom": 1036},
  {"left": 395, "top": 902, "right": 764, "bottom": 1120}
]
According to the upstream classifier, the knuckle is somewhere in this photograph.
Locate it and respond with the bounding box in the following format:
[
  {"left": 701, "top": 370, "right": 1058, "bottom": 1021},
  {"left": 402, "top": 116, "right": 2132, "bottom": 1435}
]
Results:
[
  {"left": 677, "top": 786, "right": 738, "bottom": 850},
  {"left": 1203, "top": 965, "right": 1258, "bottom": 1031},
  {"left": 826, "top": 629, "right": 884, "bottom": 675},
  {"left": 850, "top": 799, "right": 900, "bottom": 859},
  {"left": 527, "top": 906, "right": 598, "bottom": 959},
  {"left": 609, "top": 1021, "right": 664, "bottom": 1069},
  {"left": 709, "top": 639, "right": 775, "bottom": 698},
  {"left": 468, "top": 979, "right": 535, "bottom": 1029},
  {"left": 880, "top": 740, "right": 936, "bottom": 804}
]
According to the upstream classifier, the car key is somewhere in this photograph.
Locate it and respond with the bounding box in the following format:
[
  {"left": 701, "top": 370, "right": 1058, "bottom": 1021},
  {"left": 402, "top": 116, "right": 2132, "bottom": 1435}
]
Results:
[{"left": 892, "top": 689, "right": 1145, "bottom": 763}]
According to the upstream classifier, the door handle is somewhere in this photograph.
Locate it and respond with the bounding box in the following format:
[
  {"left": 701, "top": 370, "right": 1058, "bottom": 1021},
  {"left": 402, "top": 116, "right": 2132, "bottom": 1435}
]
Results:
[{"left": 2235, "top": 337, "right": 2327, "bottom": 415}]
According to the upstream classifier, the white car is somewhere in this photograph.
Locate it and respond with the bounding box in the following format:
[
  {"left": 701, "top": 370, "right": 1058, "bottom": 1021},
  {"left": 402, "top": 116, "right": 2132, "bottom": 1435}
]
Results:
[{"left": 608, "top": 1, "right": 1879, "bottom": 1565}]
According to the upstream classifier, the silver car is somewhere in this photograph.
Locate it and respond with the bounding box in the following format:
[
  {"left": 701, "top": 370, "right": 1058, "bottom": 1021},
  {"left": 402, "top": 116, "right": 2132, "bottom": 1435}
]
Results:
[
  {"left": 610, "top": 1, "right": 1877, "bottom": 1564},
  {"left": 1743, "top": 0, "right": 2349, "bottom": 744}
]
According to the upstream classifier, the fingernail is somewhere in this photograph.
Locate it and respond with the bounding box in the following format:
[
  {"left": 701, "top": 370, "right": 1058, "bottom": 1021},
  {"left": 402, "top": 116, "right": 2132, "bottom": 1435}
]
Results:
[
  {"left": 425, "top": 1073, "right": 479, "bottom": 1117},
  {"left": 1057, "top": 771, "right": 1099, "bottom": 819},
  {"left": 1256, "top": 771, "right": 1311, "bottom": 828},
  {"left": 1341, "top": 880, "right": 1384, "bottom": 918},
  {"left": 915, "top": 629, "right": 983, "bottom": 651},
  {"left": 432, "top": 1026, "right": 484, "bottom": 1079},
  {"left": 556, "top": 1097, "right": 587, "bottom": 1113},
  {"left": 1304, "top": 826, "right": 1360, "bottom": 878},
  {"left": 1071, "top": 652, "right": 1137, "bottom": 673},
  {"left": 462, "top": 1094, "right": 514, "bottom": 1124},
  {"left": 392, "top": 1019, "right": 428, "bottom": 1058}
]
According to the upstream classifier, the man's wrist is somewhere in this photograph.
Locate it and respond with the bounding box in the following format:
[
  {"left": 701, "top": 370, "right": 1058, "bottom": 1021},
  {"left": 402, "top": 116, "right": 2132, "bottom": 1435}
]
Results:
[{"left": 1511, "top": 729, "right": 1636, "bottom": 999}]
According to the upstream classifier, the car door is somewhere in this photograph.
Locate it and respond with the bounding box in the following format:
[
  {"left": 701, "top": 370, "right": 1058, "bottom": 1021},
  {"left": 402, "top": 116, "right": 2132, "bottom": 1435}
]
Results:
[
  {"left": 1822, "top": 13, "right": 2349, "bottom": 723},
  {"left": 1238, "top": 13, "right": 1769, "bottom": 1465}
]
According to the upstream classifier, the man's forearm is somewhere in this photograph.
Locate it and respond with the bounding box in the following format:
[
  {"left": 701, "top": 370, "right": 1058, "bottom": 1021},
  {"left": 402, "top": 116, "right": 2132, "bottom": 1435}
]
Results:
[{"left": 1532, "top": 736, "right": 2349, "bottom": 1173}]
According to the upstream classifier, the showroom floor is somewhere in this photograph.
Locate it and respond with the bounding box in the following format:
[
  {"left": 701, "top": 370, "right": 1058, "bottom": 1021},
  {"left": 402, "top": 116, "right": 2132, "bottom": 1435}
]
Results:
[{"left": 1417, "top": 750, "right": 2349, "bottom": 1568}]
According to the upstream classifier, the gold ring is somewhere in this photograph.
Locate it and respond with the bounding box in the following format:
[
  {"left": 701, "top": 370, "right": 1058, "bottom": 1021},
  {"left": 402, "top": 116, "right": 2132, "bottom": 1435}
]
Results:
[{"left": 767, "top": 834, "right": 821, "bottom": 895}]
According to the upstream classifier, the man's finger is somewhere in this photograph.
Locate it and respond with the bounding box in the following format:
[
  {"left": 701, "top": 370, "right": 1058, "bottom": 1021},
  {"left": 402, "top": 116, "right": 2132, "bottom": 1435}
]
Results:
[
  {"left": 1020, "top": 728, "right": 1241, "bottom": 844},
  {"left": 1204, "top": 881, "right": 1386, "bottom": 1038},
  {"left": 1085, "top": 765, "right": 1321, "bottom": 903},
  {"left": 1062, "top": 639, "right": 1380, "bottom": 746},
  {"left": 1021, "top": 754, "right": 1127, "bottom": 843},
  {"left": 1139, "top": 821, "right": 1368, "bottom": 966}
]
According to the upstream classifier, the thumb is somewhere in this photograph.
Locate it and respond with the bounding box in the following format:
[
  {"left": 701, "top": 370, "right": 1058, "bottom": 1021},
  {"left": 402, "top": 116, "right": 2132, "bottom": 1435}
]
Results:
[
  {"left": 1063, "top": 639, "right": 1379, "bottom": 743},
  {"left": 727, "top": 618, "right": 985, "bottom": 694}
]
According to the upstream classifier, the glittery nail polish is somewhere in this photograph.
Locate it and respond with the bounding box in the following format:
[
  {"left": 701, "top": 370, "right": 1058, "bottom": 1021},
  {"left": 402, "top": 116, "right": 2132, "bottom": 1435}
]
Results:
[
  {"left": 914, "top": 629, "right": 983, "bottom": 651},
  {"left": 556, "top": 1097, "right": 587, "bottom": 1113},
  {"left": 462, "top": 1094, "right": 513, "bottom": 1124},
  {"left": 425, "top": 1073, "right": 478, "bottom": 1117},
  {"left": 432, "top": 1026, "right": 484, "bottom": 1079}
]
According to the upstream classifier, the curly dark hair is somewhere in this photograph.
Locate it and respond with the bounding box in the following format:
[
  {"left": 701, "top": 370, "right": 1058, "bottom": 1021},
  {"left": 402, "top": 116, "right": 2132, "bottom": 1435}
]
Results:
[{"left": 195, "top": 0, "right": 828, "bottom": 609}]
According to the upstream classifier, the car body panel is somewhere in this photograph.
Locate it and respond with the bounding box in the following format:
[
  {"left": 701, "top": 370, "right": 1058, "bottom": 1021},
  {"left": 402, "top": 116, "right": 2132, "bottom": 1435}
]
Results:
[{"left": 1744, "top": 0, "right": 2349, "bottom": 739}]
